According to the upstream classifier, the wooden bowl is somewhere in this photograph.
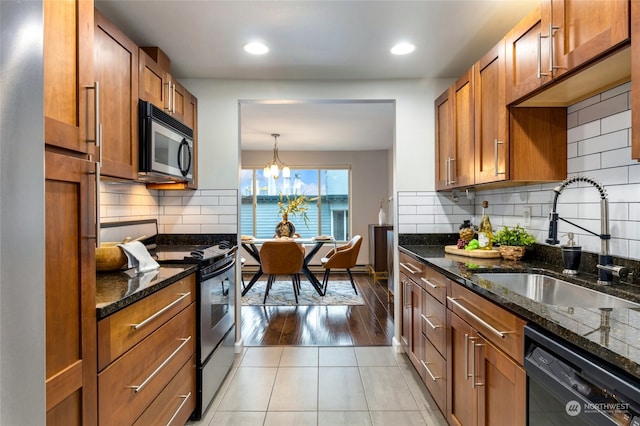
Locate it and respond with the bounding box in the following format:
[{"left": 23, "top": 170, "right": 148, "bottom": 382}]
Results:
[{"left": 96, "top": 242, "right": 127, "bottom": 271}]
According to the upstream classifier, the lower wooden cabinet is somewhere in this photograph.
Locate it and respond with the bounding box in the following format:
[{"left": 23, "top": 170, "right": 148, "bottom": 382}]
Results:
[
  {"left": 97, "top": 275, "right": 196, "bottom": 425},
  {"left": 399, "top": 250, "right": 526, "bottom": 425},
  {"left": 448, "top": 311, "right": 526, "bottom": 426}
]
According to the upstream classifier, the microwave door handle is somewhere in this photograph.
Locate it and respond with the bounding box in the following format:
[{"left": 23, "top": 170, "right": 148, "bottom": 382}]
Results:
[{"left": 177, "top": 139, "right": 190, "bottom": 177}]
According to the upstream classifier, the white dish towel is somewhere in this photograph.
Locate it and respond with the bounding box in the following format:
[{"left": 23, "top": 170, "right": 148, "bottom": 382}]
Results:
[{"left": 117, "top": 241, "right": 160, "bottom": 273}]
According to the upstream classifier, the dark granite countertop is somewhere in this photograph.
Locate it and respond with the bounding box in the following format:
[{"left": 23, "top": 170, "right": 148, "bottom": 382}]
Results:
[
  {"left": 96, "top": 265, "right": 197, "bottom": 319},
  {"left": 399, "top": 244, "right": 640, "bottom": 382}
]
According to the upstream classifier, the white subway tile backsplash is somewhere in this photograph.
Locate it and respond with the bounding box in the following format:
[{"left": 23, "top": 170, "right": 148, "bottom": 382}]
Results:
[
  {"left": 601, "top": 110, "right": 631, "bottom": 134},
  {"left": 568, "top": 120, "right": 600, "bottom": 143},
  {"left": 601, "top": 147, "right": 633, "bottom": 169},
  {"left": 100, "top": 181, "right": 239, "bottom": 234}
]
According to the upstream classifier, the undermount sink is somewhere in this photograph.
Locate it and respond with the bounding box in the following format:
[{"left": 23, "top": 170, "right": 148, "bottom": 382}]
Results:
[{"left": 473, "top": 273, "right": 640, "bottom": 309}]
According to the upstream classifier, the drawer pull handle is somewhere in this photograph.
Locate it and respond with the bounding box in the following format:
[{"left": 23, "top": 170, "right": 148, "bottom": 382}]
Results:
[
  {"left": 400, "top": 262, "right": 420, "bottom": 274},
  {"left": 421, "top": 314, "right": 441, "bottom": 330},
  {"left": 130, "top": 292, "right": 191, "bottom": 330},
  {"left": 420, "top": 359, "right": 441, "bottom": 381},
  {"left": 447, "top": 297, "right": 512, "bottom": 339},
  {"left": 128, "top": 336, "right": 191, "bottom": 393},
  {"left": 167, "top": 392, "right": 192, "bottom": 425},
  {"left": 420, "top": 277, "right": 441, "bottom": 289}
]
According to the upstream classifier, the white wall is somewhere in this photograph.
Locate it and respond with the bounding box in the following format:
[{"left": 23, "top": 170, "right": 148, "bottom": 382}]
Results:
[
  {"left": 182, "top": 78, "right": 452, "bottom": 192},
  {"left": 398, "top": 82, "right": 640, "bottom": 261}
]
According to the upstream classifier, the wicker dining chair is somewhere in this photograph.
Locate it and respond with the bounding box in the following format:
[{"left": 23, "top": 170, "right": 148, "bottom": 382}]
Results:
[
  {"left": 259, "top": 240, "right": 305, "bottom": 304},
  {"left": 320, "top": 235, "right": 362, "bottom": 295}
]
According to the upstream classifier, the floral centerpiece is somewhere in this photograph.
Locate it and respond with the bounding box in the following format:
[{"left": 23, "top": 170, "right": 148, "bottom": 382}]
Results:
[
  {"left": 493, "top": 224, "right": 536, "bottom": 260},
  {"left": 275, "top": 193, "right": 315, "bottom": 237}
]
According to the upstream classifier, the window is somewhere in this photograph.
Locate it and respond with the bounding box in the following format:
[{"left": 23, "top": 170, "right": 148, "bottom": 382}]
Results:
[{"left": 241, "top": 168, "right": 350, "bottom": 240}]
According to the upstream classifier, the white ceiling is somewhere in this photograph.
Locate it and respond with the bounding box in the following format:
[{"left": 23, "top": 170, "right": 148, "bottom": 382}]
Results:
[{"left": 94, "top": 0, "right": 538, "bottom": 151}]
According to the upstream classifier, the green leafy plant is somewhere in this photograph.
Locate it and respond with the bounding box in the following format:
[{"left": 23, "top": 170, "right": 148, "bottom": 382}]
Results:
[
  {"left": 493, "top": 225, "right": 536, "bottom": 247},
  {"left": 277, "top": 193, "right": 316, "bottom": 228}
]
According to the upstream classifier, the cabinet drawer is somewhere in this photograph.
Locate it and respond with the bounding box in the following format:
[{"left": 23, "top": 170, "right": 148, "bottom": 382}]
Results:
[
  {"left": 98, "top": 304, "right": 196, "bottom": 426},
  {"left": 421, "top": 265, "right": 448, "bottom": 304},
  {"left": 448, "top": 283, "right": 525, "bottom": 363},
  {"left": 421, "top": 290, "right": 446, "bottom": 356},
  {"left": 399, "top": 252, "right": 424, "bottom": 284},
  {"left": 133, "top": 354, "right": 196, "bottom": 426},
  {"left": 421, "top": 334, "right": 446, "bottom": 414},
  {"left": 98, "top": 274, "right": 195, "bottom": 370}
]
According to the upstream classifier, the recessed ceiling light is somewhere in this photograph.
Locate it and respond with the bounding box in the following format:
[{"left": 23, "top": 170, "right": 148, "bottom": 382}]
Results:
[
  {"left": 391, "top": 42, "right": 415, "bottom": 55},
  {"left": 242, "top": 42, "right": 269, "bottom": 55}
]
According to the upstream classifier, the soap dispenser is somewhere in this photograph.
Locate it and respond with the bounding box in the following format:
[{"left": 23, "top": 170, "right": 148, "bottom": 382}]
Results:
[{"left": 561, "top": 232, "right": 581, "bottom": 275}]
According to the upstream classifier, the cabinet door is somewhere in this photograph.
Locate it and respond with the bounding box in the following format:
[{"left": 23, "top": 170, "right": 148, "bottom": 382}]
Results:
[
  {"left": 447, "top": 311, "right": 478, "bottom": 426},
  {"left": 452, "top": 69, "right": 475, "bottom": 188},
  {"left": 94, "top": 10, "right": 138, "bottom": 180},
  {"left": 400, "top": 274, "right": 412, "bottom": 352},
  {"left": 139, "top": 48, "right": 168, "bottom": 110},
  {"left": 409, "top": 281, "right": 423, "bottom": 372},
  {"left": 474, "top": 40, "right": 508, "bottom": 185},
  {"left": 476, "top": 338, "right": 526, "bottom": 426},
  {"left": 44, "top": 0, "right": 94, "bottom": 154},
  {"left": 45, "top": 151, "right": 97, "bottom": 425},
  {"left": 435, "top": 88, "right": 454, "bottom": 190},
  {"left": 550, "top": 0, "right": 630, "bottom": 78},
  {"left": 184, "top": 92, "right": 198, "bottom": 189},
  {"left": 170, "top": 79, "right": 187, "bottom": 122},
  {"left": 632, "top": 0, "right": 640, "bottom": 161},
  {"left": 505, "top": 5, "right": 552, "bottom": 104}
]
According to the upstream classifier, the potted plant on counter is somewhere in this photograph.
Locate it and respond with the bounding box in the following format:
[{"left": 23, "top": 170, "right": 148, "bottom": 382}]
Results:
[{"left": 493, "top": 224, "right": 536, "bottom": 260}]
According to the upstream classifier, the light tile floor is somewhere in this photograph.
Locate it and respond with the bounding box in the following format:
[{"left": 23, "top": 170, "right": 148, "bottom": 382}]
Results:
[{"left": 188, "top": 346, "right": 448, "bottom": 426}]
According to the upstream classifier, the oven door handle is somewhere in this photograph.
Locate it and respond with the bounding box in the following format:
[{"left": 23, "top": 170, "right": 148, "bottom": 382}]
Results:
[
  {"left": 130, "top": 292, "right": 191, "bottom": 330},
  {"left": 202, "top": 257, "right": 236, "bottom": 280}
]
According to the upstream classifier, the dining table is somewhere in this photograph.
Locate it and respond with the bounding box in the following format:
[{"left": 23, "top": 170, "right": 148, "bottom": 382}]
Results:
[{"left": 240, "top": 237, "right": 337, "bottom": 296}]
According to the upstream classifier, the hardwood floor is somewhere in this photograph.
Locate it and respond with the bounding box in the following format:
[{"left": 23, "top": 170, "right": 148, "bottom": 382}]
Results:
[{"left": 240, "top": 272, "right": 394, "bottom": 346}]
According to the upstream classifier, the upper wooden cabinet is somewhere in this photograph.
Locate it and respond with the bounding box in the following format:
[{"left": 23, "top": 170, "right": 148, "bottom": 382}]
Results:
[
  {"left": 474, "top": 40, "right": 508, "bottom": 185},
  {"left": 435, "top": 70, "right": 475, "bottom": 191},
  {"left": 631, "top": 0, "right": 640, "bottom": 161},
  {"left": 94, "top": 10, "right": 138, "bottom": 180},
  {"left": 44, "top": 0, "right": 95, "bottom": 155},
  {"left": 437, "top": 40, "right": 567, "bottom": 191},
  {"left": 139, "top": 47, "right": 195, "bottom": 125},
  {"left": 506, "top": 1, "right": 630, "bottom": 105}
]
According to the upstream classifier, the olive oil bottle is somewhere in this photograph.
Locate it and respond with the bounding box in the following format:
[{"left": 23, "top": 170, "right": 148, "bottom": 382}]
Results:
[{"left": 478, "top": 200, "right": 493, "bottom": 249}]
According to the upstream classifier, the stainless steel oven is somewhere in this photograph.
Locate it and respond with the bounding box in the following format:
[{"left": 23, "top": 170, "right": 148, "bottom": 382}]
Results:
[
  {"left": 525, "top": 325, "right": 640, "bottom": 425},
  {"left": 196, "top": 251, "right": 236, "bottom": 419}
]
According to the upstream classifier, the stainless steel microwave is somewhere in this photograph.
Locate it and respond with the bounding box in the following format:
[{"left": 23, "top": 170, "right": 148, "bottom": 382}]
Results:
[{"left": 138, "top": 100, "right": 194, "bottom": 183}]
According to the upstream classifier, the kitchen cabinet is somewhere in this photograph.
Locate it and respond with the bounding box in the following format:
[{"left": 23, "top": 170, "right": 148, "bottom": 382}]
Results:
[
  {"left": 97, "top": 274, "right": 196, "bottom": 425},
  {"left": 45, "top": 151, "right": 97, "bottom": 425},
  {"left": 139, "top": 47, "right": 193, "bottom": 125},
  {"left": 439, "top": 36, "right": 567, "bottom": 190},
  {"left": 474, "top": 40, "right": 508, "bottom": 185},
  {"left": 435, "top": 69, "right": 475, "bottom": 190},
  {"left": 506, "top": 1, "right": 630, "bottom": 105},
  {"left": 447, "top": 282, "right": 526, "bottom": 426},
  {"left": 632, "top": 0, "right": 640, "bottom": 161},
  {"left": 399, "top": 252, "right": 448, "bottom": 415},
  {"left": 94, "top": 9, "right": 138, "bottom": 180},
  {"left": 43, "top": 0, "right": 98, "bottom": 424},
  {"left": 44, "top": 0, "right": 95, "bottom": 155}
]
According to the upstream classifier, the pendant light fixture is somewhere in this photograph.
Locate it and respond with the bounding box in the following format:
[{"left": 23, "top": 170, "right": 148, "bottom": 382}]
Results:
[{"left": 263, "top": 133, "right": 290, "bottom": 179}]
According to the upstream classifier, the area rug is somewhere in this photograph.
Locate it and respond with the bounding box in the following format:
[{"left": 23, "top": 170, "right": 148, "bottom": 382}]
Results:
[{"left": 241, "top": 280, "right": 364, "bottom": 306}]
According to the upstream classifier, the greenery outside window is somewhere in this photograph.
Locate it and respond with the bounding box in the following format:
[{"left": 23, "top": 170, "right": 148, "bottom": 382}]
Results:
[{"left": 241, "top": 168, "right": 350, "bottom": 240}]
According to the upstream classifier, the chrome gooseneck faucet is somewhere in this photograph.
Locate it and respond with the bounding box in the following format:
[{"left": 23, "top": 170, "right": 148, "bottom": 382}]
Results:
[{"left": 546, "top": 175, "right": 628, "bottom": 284}]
